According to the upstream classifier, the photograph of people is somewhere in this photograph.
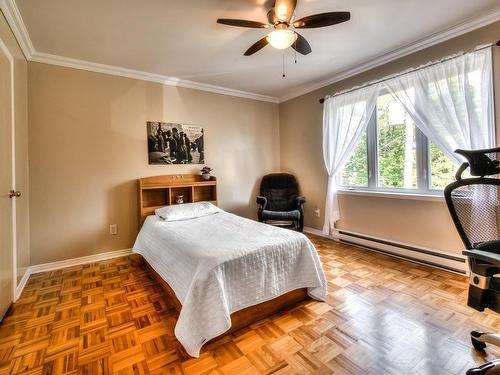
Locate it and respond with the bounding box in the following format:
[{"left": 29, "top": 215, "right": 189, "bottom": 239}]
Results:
[{"left": 147, "top": 122, "right": 204, "bottom": 165}]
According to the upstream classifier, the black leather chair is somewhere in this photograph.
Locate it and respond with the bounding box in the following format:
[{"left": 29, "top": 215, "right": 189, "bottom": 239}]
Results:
[
  {"left": 256, "top": 173, "right": 305, "bottom": 232},
  {"left": 444, "top": 148, "right": 500, "bottom": 375}
]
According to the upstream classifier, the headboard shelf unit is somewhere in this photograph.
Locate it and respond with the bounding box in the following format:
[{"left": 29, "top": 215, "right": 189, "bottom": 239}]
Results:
[{"left": 138, "top": 174, "right": 217, "bottom": 225}]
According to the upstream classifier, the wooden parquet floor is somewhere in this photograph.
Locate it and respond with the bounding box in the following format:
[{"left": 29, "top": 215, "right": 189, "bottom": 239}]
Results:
[{"left": 1, "top": 235, "right": 499, "bottom": 375}]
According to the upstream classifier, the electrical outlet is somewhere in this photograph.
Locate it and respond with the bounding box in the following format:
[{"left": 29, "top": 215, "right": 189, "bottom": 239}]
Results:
[
  {"left": 109, "top": 224, "right": 118, "bottom": 235},
  {"left": 314, "top": 207, "right": 320, "bottom": 217}
]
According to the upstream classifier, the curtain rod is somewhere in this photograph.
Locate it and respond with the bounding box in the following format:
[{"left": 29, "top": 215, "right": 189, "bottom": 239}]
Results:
[{"left": 318, "top": 41, "right": 498, "bottom": 104}]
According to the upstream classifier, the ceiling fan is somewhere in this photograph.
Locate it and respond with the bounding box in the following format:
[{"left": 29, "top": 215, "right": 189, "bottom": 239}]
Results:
[{"left": 216, "top": 0, "right": 350, "bottom": 56}]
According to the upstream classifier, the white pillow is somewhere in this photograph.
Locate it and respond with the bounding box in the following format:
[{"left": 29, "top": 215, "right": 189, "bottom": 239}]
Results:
[{"left": 155, "top": 202, "right": 222, "bottom": 221}]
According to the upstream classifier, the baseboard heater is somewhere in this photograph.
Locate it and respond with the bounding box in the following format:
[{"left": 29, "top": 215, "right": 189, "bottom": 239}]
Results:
[{"left": 336, "top": 230, "right": 467, "bottom": 275}]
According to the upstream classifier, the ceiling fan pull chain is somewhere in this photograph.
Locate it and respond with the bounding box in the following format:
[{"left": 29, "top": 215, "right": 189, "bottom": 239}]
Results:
[{"left": 282, "top": 52, "right": 286, "bottom": 78}]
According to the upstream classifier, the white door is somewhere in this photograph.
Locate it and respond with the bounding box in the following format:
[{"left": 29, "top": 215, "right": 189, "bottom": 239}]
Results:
[{"left": 0, "top": 39, "right": 13, "bottom": 320}]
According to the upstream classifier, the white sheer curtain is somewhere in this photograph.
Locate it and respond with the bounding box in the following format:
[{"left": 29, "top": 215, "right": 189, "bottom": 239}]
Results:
[
  {"left": 321, "top": 47, "right": 494, "bottom": 235},
  {"left": 322, "top": 85, "right": 379, "bottom": 235},
  {"left": 383, "top": 47, "right": 494, "bottom": 163},
  {"left": 384, "top": 47, "right": 496, "bottom": 239}
]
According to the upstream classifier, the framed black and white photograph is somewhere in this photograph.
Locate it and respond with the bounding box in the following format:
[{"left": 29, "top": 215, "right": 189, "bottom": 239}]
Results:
[{"left": 147, "top": 122, "right": 204, "bottom": 165}]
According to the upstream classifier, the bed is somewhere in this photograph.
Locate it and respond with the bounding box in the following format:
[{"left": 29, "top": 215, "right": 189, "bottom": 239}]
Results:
[{"left": 133, "top": 175, "right": 327, "bottom": 357}]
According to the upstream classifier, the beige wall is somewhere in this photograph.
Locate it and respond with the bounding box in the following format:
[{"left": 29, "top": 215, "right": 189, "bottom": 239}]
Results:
[
  {"left": 0, "top": 12, "right": 29, "bottom": 285},
  {"left": 279, "top": 21, "right": 500, "bottom": 254},
  {"left": 28, "top": 63, "right": 279, "bottom": 264},
  {"left": 26, "top": 21, "right": 500, "bottom": 264}
]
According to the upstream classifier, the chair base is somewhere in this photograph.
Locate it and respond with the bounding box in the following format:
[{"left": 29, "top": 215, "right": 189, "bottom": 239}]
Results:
[
  {"left": 471, "top": 331, "right": 500, "bottom": 351},
  {"left": 467, "top": 332, "right": 500, "bottom": 375},
  {"left": 466, "top": 274, "right": 500, "bottom": 313},
  {"left": 466, "top": 359, "right": 500, "bottom": 375},
  {"left": 259, "top": 219, "right": 303, "bottom": 232}
]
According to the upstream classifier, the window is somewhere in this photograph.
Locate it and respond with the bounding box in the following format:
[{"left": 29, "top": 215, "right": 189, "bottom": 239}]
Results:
[
  {"left": 377, "top": 93, "right": 417, "bottom": 189},
  {"left": 340, "top": 91, "right": 460, "bottom": 194},
  {"left": 340, "top": 133, "right": 368, "bottom": 187},
  {"left": 429, "top": 143, "right": 456, "bottom": 189}
]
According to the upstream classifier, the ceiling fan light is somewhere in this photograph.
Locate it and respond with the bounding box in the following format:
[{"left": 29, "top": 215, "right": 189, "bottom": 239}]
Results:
[{"left": 266, "top": 29, "right": 297, "bottom": 50}]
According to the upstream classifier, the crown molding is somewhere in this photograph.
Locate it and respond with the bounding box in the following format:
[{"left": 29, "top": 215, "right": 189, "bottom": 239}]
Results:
[
  {"left": 0, "top": 0, "right": 279, "bottom": 103},
  {"left": 1, "top": 0, "right": 499, "bottom": 104},
  {"left": 278, "top": 7, "right": 500, "bottom": 103},
  {"left": 0, "top": 0, "right": 34, "bottom": 58},
  {"left": 29, "top": 51, "right": 280, "bottom": 103}
]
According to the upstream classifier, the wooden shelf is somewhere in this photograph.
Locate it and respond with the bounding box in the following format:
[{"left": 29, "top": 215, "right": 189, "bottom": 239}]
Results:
[
  {"left": 142, "top": 181, "right": 216, "bottom": 190},
  {"left": 138, "top": 174, "right": 217, "bottom": 226}
]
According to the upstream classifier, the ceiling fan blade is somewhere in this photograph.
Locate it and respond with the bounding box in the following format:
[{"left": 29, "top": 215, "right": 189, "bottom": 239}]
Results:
[
  {"left": 292, "top": 33, "right": 311, "bottom": 55},
  {"left": 244, "top": 36, "right": 269, "bottom": 56},
  {"left": 273, "top": 0, "right": 297, "bottom": 22},
  {"left": 217, "top": 19, "right": 269, "bottom": 28},
  {"left": 293, "top": 12, "right": 351, "bottom": 28},
  {"left": 266, "top": 8, "right": 277, "bottom": 24}
]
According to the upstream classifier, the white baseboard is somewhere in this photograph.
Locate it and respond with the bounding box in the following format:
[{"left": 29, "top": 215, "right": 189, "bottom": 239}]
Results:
[
  {"left": 14, "top": 248, "right": 133, "bottom": 301},
  {"left": 14, "top": 269, "right": 30, "bottom": 301},
  {"left": 29, "top": 248, "right": 133, "bottom": 274},
  {"left": 13, "top": 226, "right": 468, "bottom": 302},
  {"left": 304, "top": 226, "right": 467, "bottom": 275},
  {"left": 303, "top": 226, "right": 331, "bottom": 239}
]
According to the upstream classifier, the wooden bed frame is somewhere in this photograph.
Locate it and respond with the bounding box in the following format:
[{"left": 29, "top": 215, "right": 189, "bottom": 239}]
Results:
[
  {"left": 137, "top": 174, "right": 309, "bottom": 338},
  {"left": 144, "top": 261, "right": 307, "bottom": 340}
]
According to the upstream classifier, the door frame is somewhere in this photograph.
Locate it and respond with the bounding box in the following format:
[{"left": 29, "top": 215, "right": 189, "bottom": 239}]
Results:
[{"left": 0, "top": 33, "right": 17, "bottom": 302}]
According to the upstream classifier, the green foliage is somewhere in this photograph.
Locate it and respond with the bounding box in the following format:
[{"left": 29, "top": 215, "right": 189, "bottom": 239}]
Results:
[
  {"left": 377, "top": 95, "right": 416, "bottom": 188},
  {"left": 341, "top": 93, "right": 457, "bottom": 190},
  {"left": 378, "top": 124, "right": 407, "bottom": 188},
  {"left": 341, "top": 134, "right": 368, "bottom": 186},
  {"left": 430, "top": 143, "right": 456, "bottom": 189}
]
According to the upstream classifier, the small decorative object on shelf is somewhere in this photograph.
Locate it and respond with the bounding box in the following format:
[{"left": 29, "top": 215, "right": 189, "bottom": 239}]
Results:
[
  {"left": 175, "top": 194, "right": 184, "bottom": 204},
  {"left": 200, "top": 166, "right": 213, "bottom": 181}
]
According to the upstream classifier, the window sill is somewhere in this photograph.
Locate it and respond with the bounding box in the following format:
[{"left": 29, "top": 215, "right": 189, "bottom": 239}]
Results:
[{"left": 338, "top": 189, "right": 445, "bottom": 202}]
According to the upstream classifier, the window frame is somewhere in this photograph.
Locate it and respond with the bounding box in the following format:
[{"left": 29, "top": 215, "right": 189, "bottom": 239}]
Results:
[{"left": 338, "top": 91, "right": 448, "bottom": 196}]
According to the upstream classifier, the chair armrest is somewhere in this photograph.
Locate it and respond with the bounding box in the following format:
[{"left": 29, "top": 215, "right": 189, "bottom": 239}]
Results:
[
  {"left": 295, "top": 196, "right": 306, "bottom": 209},
  {"left": 463, "top": 249, "right": 500, "bottom": 264},
  {"left": 256, "top": 196, "right": 267, "bottom": 209}
]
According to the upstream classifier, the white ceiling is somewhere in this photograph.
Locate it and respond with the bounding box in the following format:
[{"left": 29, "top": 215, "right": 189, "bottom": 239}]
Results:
[{"left": 13, "top": 0, "right": 500, "bottom": 101}]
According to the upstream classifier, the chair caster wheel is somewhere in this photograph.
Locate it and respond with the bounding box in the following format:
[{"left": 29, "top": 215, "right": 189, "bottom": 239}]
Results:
[
  {"left": 471, "top": 331, "right": 487, "bottom": 351},
  {"left": 466, "top": 359, "right": 500, "bottom": 375}
]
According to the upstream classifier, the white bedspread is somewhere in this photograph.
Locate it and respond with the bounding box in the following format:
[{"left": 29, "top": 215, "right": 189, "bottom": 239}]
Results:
[{"left": 133, "top": 211, "right": 326, "bottom": 357}]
